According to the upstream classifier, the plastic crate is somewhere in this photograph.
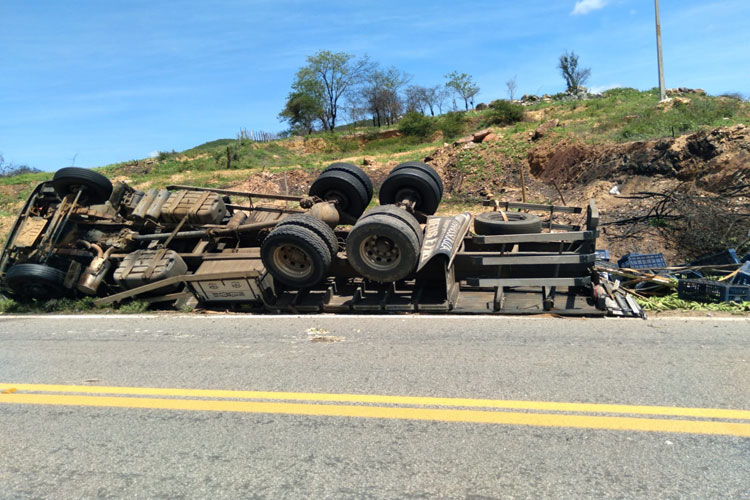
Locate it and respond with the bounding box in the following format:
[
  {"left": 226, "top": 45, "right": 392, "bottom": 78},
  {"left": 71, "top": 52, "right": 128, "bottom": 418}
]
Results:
[
  {"left": 617, "top": 253, "right": 667, "bottom": 270},
  {"left": 689, "top": 249, "right": 740, "bottom": 267},
  {"left": 731, "top": 261, "right": 750, "bottom": 286},
  {"left": 677, "top": 278, "right": 750, "bottom": 303},
  {"left": 595, "top": 249, "right": 610, "bottom": 262},
  {"left": 667, "top": 269, "right": 703, "bottom": 280}
]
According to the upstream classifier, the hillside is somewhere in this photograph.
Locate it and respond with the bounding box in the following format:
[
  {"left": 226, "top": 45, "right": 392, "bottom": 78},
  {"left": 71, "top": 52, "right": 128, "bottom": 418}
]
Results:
[{"left": 2, "top": 88, "right": 748, "bottom": 262}]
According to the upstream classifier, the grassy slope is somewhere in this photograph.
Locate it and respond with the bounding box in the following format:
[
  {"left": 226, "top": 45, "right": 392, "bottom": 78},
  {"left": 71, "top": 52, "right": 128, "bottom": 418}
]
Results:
[{"left": 1, "top": 88, "right": 747, "bottom": 214}]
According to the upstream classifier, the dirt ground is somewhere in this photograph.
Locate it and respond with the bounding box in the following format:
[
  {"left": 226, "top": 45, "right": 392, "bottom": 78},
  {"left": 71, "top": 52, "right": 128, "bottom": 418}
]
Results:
[
  {"left": 2, "top": 124, "right": 746, "bottom": 263},
  {"left": 217, "top": 124, "right": 749, "bottom": 263}
]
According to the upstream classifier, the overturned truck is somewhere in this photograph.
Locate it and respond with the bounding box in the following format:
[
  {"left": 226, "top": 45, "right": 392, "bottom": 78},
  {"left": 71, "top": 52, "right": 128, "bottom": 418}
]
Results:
[{"left": 0, "top": 162, "right": 638, "bottom": 316}]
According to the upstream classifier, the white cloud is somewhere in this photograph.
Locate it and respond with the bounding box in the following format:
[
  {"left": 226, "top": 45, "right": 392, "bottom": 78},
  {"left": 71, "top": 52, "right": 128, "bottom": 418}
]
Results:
[
  {"left": 148, "top": 150, "right": 159, "bottom": 159},
  {"left": 571, "top": 0, "right": 608, "bottom": 15}
]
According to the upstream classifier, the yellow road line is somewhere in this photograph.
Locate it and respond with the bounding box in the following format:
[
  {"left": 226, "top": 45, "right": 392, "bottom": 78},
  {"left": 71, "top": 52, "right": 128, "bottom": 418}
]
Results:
[
  {"left": 2, "top": 383, "right": 749, "bottom": 421},
  {"left": 2, "top": 393, "right": 749, "bottom": 437}
]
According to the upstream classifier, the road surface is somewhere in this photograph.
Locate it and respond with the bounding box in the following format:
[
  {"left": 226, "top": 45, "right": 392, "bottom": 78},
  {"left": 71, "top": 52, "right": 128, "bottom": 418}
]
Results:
[{"left": 1, "top": 314, "right": 749, "bottom": 499}]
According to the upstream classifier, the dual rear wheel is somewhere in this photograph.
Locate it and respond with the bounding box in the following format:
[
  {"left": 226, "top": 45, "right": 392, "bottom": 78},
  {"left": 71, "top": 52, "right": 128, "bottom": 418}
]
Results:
[
  {"left": 379, "top": 161, "right": 442, "bottom": 215},
  {"left": 261, "top": 215, "right": 338, "bottom": 289},
  {"left": 308, "top": 163, "right": 373, "bottom": 220},
  {"left": 268, "top": 161, "right": 445, "bottom": 287},
  {"left": 346, "top": 206, "right": 423, "bottom": 283}
]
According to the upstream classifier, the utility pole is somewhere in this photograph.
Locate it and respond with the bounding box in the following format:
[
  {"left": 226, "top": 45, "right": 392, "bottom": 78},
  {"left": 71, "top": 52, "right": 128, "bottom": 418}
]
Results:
[{"left": 654, "top": 0, "right": 667, "bottom": 101}]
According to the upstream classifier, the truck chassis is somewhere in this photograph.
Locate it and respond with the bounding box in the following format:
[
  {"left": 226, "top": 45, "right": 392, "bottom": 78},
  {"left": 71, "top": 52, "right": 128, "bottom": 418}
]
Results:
[{"left": 0, "top": 162, "right": 633, "bottom": 316}]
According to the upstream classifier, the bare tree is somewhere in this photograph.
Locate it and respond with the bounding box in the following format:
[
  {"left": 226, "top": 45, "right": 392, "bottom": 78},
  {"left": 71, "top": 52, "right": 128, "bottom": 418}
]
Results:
[
  {"left": 506, "top": 75, "right": 518, "bottom": 100},
  {"left": 422, "top": 85, "right": 446, "bottom": 116},
  {"left": 363, "top": 66, "right": 410, "bottom": 127},
  {"left": 344, "top": 95, "right": 369, "bottom": 131},
  {"left": 405, "top": 85, "right": 426, "bottom": 114},
  {"left": 558, "top": 51, "right": 590, "bottom": 93},
  {"left": 435, "top": 88, "right": 449, "bottom": 115}
]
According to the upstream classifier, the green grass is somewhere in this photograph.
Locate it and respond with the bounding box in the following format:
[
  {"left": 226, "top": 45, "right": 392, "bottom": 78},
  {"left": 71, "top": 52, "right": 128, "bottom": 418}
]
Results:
[
  {"left": 0, "top": 171, "right": 51, "bottom": 187},
  {"left": 0, "top": 296, "right": 152, "bottom": 314},
  {"left": 616, "top": 96, "right": 744, "bottom": 141},
  {"left": 513, "top": 87, "right": 750, "bottom": 143}
]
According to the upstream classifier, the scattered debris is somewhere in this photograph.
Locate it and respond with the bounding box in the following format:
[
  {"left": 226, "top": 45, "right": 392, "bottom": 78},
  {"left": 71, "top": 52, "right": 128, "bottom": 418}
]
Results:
[{"left": 306, "top": 328, "right": 345, "bottom": 343}]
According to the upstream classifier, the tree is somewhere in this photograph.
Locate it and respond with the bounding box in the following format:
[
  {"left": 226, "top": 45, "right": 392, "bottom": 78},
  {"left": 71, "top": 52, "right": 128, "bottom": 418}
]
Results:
[
  {"left": 0, "top": 153, "right": 40, "bottom": 177},
  {"left": 444, "top": 71, "right": 480, "bottom": 111},
  {"left": 362, "top": 66, "right": 410, "bottom": 127},
  {"left": 506, "top": 75, "right": 518, "bottom": 100},
  {"left": 422, "top": 85, "right": 446, "bottom": 116},
  {"left": 279, "top": 91, "right": 324, "bottom": 134},
  {"left": 558, "top": 51, "right": 590, "bottom": 93},
  {"left": 434, "top": 88, "right": 450, "bottom": 115},
  {"left": 289, "top": 50, "right": 372, "bottom": 131},
  {"left": 344, "top": 95, "right": 369, "bottom": 131},
  {"left": 405, "top": 85, "right": 427, "bottom": 114}
]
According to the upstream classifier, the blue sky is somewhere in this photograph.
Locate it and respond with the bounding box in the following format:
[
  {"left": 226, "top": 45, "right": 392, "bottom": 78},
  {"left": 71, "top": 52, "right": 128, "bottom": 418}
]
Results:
[{"left": 1, "top": 0, "right": 748, "bottom": 170}]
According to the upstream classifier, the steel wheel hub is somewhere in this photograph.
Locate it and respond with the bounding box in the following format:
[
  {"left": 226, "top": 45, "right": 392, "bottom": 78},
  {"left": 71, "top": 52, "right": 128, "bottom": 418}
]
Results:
[
  {"left": 360, "top": 235, "right": 402, "bottom": 271},
  {"left": 272, "top": 244, "right": 313, "bottom": 278}
]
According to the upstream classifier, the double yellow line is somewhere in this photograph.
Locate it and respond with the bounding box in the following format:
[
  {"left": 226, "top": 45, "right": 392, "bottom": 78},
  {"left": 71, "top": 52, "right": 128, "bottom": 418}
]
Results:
[{"left": 2, "top": 383, "right": 749, "bottom": 437}]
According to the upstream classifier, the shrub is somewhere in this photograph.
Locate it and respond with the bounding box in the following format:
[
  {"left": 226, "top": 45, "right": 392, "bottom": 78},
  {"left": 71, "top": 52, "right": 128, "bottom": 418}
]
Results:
[
  {"left": 601, "top": 87, "right": 642, "bottom": 99},
  {"left": 436, "top": 112, "right": 466, "bottom": 139},
  {"left": 484, "top": 100, "right": 524, "bottom": 126},
  {"left": 118, "top": 300, "right": 150, "bottom": 313},
  {"left": 0, "top": 298, "right": 27, "bottom": 313},
  {"left": 157, "top": 150, "right": 177, "bottom": 161},
  {"left": 397, "top": 111, "right": 435, "bottom": 138}
]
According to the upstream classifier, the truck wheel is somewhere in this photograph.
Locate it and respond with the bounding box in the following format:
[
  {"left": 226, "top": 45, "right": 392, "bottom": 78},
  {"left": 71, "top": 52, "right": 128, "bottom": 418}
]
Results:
[
  {"left": 390, "top": 161, "right": 443, "bottom": 198},
  {"left": 261, "top": 225, "right": 331, "bottom": 288},
  {"left": 379, "top": 166, "right": 441, "bottom": 215},
  {"left": 323, "top": 162, "right": 374, "bottom": 200},
  {"left": 309, "top": 169, "right": 371, "bottom": 220},
  {"left": 275, "top": 214, "right": 339, "bottom": 258},
  {"left": 358, "top": 205, "right": 423, "bottom": 246},
  {"left": 4, "top": 263, "right": 67, "bottom": 300},
  {"left": 473, "top": 211, "right": 542, "bottom": 235},
  {"left": 346, "top": 214, "right": 420, "bottom": 283},
  {"left": 52, "top": 167, "right": 113, "bottom": 205}
]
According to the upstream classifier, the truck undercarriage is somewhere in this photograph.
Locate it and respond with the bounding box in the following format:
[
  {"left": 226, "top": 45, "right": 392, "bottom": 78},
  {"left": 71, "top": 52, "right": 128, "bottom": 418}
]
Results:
[{"left": 0, "top": 162, "right": 640, "bottom": 317}]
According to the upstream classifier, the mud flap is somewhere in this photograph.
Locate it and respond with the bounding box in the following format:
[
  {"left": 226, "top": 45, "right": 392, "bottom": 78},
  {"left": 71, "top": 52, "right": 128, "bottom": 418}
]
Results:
[{"left": 417, "top": 212, "right": 471, "bottom": 272}]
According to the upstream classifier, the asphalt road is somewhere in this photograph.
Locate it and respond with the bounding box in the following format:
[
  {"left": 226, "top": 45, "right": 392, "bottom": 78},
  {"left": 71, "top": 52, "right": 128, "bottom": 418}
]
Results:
[{"left": 1, "top": 314, "right": 749, "bottom": 499}]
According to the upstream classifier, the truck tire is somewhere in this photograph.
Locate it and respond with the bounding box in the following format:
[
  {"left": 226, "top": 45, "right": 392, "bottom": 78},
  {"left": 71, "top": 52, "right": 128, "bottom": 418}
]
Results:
[
  {"left": 390, "top": 161, "right": 443, "bottom": 197},
  {"left": 5, "top": 263, "right": 67, "bottom": 300},
  {"left": 261, "top": 225, "right": 331, "bottom": 288},
  {"left": 323, "top": 162, "right": 373, "bottom": 200},
  {"left": 309, "top": 169, "right": 370, "bottom": 220},
  {"left": 52, "top": 167, "right": 113, "bottom": 205},
  {"left": 275, "top": 214, "right": 339, "bottom": 258},
  {"left": 358, "top": 205, "right": 423, "bottom": 246},
  {"left": 473, "top": 211, "right": 542, "bottom": 235},
  {"left": 379, "top": 166, "right": 441, "bottom": 215},
  {"left": 346, "top": 214, "right": 420, "bottom": 283}
]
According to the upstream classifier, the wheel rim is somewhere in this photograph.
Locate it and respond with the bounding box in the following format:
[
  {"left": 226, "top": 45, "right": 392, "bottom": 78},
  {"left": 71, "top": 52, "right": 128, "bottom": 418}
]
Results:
[
  {"left": 322, "top": 189, "right": 349, "bottom": 210},
  {"left": 272, "top": 244, "right": 313, "bottom": 279},
  {"left": 359, "top": 235, "right": 402, "bottom": 272}
]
